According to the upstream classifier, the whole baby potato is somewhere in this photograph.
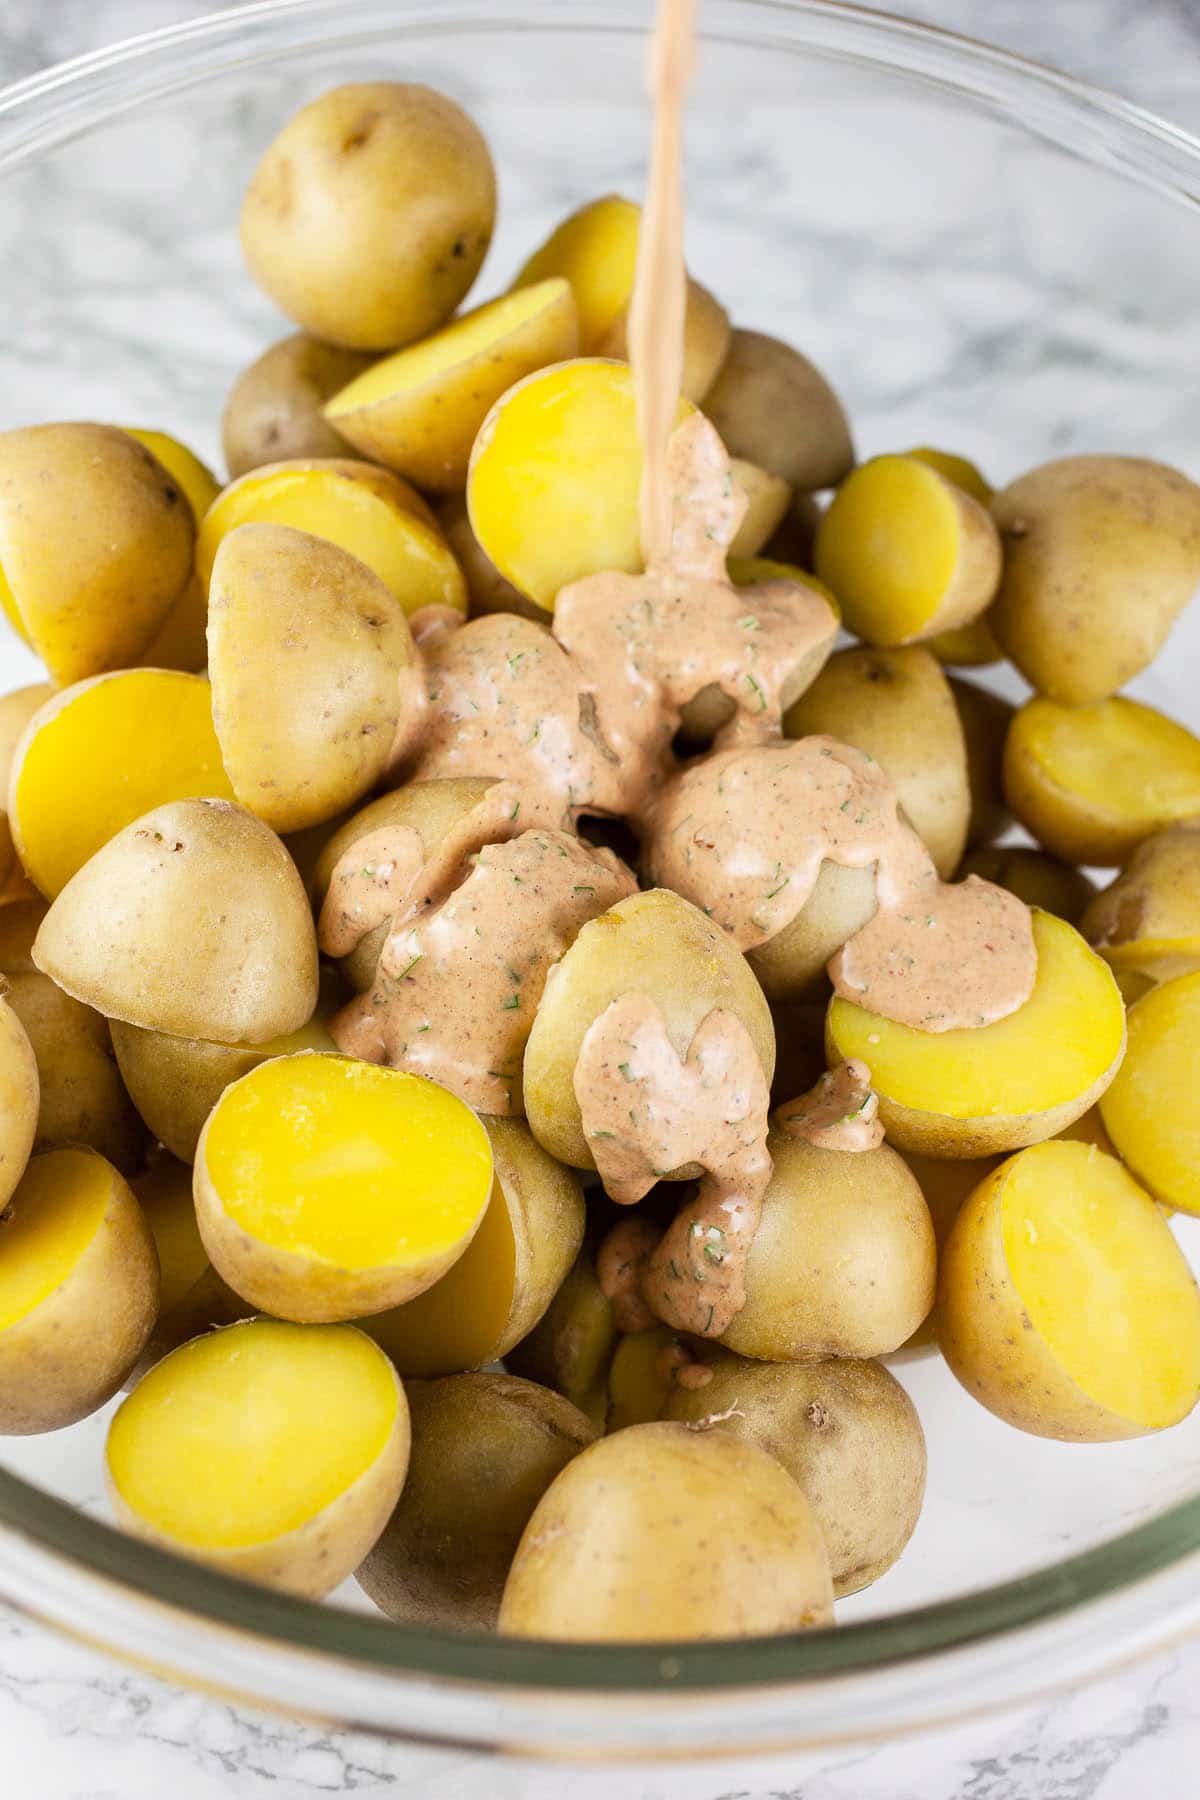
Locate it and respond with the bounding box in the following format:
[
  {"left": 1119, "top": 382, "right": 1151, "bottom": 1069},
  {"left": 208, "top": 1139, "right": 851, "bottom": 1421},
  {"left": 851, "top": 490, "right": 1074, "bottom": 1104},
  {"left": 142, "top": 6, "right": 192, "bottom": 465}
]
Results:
[
  {"left": 240, "top": 82, "right": 496, "bottom": 350},
  {"left": 1081, "top": 822, "right": 1200, "bottom": 986},
  {"left": 221, "top": 332, "right": 374, "bottom": 477},
  {"left": 595, "top": 276, "right": 732, "bottom": 403},
  {"left": 720, "top": 1130, "right": 936, "bottom": 1361},
  {"left": 3, "top": 971, "right": 145, "bottom": 1173},
  {"left": 896, "top": 1147, "right": 1002, "bottom": 1350},
  {"left": 33, "top": 798, "right": 319, "bottom": 1045},
  {"left": 745, "top": 860, "right": 879, "bottom": 1002},
  {"left": 358, "top": 1372, "right": 596, "bottom": 1630},
  {"left": 990, "top": 455, "right": 1200, "bottom": 704},
  {"left": 0, "top": 988, "right": 38, "bottom": 1207},
  {"left": 949, "top": 675, "right": 1013, "bottom": 849},
  {"left": 784, "top": 644, "right": 970, "bottom": 879},
  {"left": 523, "top": 888, "right": 776, "bottom": 1171},
  {"left": 505, "top": 1240, "right": 618, "bottom": 1431},
  {"left": 0, "top": 424, "right": 194, "bottom": 684},
  {"left": 664, "top": 1351, "right": 926, "bottom": 1597},
  {"left": 702, "top": 328, "right": 854, "bottom": 492},
  {"left": 498, "top": 1421, "right": 834, "bottom": 1641},
  {"left": 1100, "top": 970, "right": 1200, "bottom": 1216},
  {"left": 0, "top": 1147, "right": 158, "bottom": 1433}
]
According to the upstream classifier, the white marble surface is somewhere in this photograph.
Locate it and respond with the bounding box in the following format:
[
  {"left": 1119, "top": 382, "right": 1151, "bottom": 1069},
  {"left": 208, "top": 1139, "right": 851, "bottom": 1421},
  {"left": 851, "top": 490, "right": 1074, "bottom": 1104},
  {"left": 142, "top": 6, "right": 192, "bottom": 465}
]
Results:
[{"left": 1, "top": 0, "right": 1200, "bottom": 1795}]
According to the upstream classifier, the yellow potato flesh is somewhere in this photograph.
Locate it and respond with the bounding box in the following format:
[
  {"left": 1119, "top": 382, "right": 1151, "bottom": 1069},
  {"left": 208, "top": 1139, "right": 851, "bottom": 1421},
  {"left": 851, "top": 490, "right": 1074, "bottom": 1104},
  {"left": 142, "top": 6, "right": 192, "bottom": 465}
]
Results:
[
  {"left": 10, "top": 671, "right": 234, "bottom": 898},
  {"left": 829, "top": 910, "right": 1123, "bottom": 1121},
  {"left": 467, "top": 359, "right": 689, "bottom": 611},
  {"left": 1000, "top": 1142, "right": 1200, "bottom": 1429},
  {"left": 513, "top": 195, "right": 640, "bottom": 349},
  {"left": 904, "top": 446, "right": 992, "bottom": 504},
  {"left": 196, "top": 466, "right": 466, "bottom": 619},
  {"left": 0, "top": 1147, "right": 107, "bottom": 1331},
  {"left": 816, "top": 456, "right": 959, "bottom": 642},
  {"left": 204, "top": 1054, "right": 492, "bottom": 1273},
  {"left": 107, "top": 1319, "right": 398, "bottom": 1550},
  {"left": 1101, "top": 971, "right": 1200, "bottom": 1215}
]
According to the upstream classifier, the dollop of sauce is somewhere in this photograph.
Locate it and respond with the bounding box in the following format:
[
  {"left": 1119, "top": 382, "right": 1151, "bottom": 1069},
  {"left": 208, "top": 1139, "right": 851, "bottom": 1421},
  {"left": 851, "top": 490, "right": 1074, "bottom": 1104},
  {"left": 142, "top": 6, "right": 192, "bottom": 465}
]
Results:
[
  {"left": 776, "top": 1060, "right": 884, "bottom": 1153},
  {"left": 656, "top": 1337, "right": 713, "bottom": 1390},
  {"left": 596, "top": 1215, "right": 662, "bottom": 1335},
  {"left": 646, "top": 737, "right": 1036, "bottom": 1031}
]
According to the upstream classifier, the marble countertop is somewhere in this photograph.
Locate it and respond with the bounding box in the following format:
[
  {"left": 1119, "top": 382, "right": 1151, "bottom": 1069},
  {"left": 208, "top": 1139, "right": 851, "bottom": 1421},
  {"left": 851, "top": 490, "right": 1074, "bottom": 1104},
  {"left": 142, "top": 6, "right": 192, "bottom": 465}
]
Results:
[{"left": 2, "top": 1, "right": 1200, "bottom": 1795}]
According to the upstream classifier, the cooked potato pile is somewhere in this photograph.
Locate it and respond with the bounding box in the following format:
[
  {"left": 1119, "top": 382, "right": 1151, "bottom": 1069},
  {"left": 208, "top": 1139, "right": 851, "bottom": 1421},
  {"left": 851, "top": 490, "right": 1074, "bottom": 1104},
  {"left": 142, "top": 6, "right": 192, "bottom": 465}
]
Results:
[{"left": 1, "top": 67, "right": 1198, "bottom": 1651}]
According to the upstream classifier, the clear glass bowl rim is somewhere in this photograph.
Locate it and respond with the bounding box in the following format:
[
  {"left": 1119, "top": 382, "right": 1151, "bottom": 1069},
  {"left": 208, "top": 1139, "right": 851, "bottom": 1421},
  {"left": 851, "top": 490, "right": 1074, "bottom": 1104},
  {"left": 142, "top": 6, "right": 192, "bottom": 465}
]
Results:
[{"left": 2, "top": 0, "right": 1200, "bottom": 1753}]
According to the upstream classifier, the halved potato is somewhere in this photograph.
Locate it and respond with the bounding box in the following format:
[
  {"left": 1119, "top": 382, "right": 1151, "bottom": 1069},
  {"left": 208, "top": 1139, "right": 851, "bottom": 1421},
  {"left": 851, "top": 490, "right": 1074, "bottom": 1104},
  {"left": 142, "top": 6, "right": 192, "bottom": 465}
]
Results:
[
  {"left": 0, "top": 1147, "right": 158, "bottom": 1432},
  {"left": 0, "top": 989, "right": 38, "bottom": 1207},
  {"left": 523, "top": 888, "right": 775, "bottom": 1170},
  {"left": 107, "top": 1318, "right": 410, "bottom": 1596},
  {"left": 8, "top": 670, "right": 234, "bottom": 898},
  {"left": 948, "top": 676, "right": 1013, "bottom": 849},
  {"left": 827, "top": 909, "right": 1126, "bottom": 1156},
  {"left": 702, "top": 328, "right": 854, "bottom": 492},
  {"left": 467, "top": 359, "right": 689, "bottom": 611},
  {"left": 895, "top": 1148, "right": 1001, "bottom": 1351},
  {"left": 33, "top": 798, "right": 318, "bottom": 1044},
  {"left": 221, "top": 333, "right": 375, "bottom": 477},
  {"left": 783, "top": 644, "right": 970, "bottom": 879},
  {"left": 959, "top": 846, "right": 1095, "bottom": 925},
  {"left": 906, "top": 446, "right": 1001, "bottom": 666},
  {"left": 729, "top": 460, "right": 793, "bottom": 559},
  {"left": 0, "top": 684, "right": 54, "bottom": 787},
  {"left": 124, "top": 428, "right": 221, "bottom": 673},
  {"left": 1100, "top": 971, "right": 1200, "bottom": 1215},
  {"left": 196, "top": 458, "right": 465, "bottom": 619},
  {"left": 939, "top": 1140, "right": 1200, "bottom": 1439},
  {"left": 904, "top": 446, "right": 992, "bottom": 505},
  {"left": 815, "top": 455, "right": 1001, "bottom": 645},
  {"left": 195, "top": 1052, "right": 494, "bottom": 1322},
  {"left": 207, "top": 522, "right": 414, "bottom": 832},
  {"left": 134, "top": 1154, "right": 211, "bottom": 1316},
  {"left": 3, "top": 971, "right": 144, "bottom": 1172},
  {"left": 364, "top": 1116, "right": 584, "bottom": 1377},
  {"left": 0, "top": 897, "right": 45, "bottom": 973},
  {"left": 325, "top": 279, "right": 579, "bottom": 490},
  {"left": 1082, "top": 823, "right": 1200, "bottom": 984},
  {"left": 595, "top": 277, "right": 731, "bottom": 404},
  {"left": 437, "top": 494, "right": 541, "bottom": 620},
  {"left": 1004, "top": 695, "right": 1200, "bottom": 867},
  {"left": 0, "top": 423, "right": 194, "bottom": 683},
  {"left": 504, "top": 1241, "right": 617, "bottom": 1430}
]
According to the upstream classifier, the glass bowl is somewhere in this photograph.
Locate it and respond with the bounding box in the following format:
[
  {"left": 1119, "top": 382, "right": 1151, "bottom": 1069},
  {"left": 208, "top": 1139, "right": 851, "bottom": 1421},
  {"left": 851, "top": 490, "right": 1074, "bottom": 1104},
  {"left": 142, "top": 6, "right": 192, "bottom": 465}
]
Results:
[{"left": 2, "top": 0, "right": 1199, "bottom": 1759}]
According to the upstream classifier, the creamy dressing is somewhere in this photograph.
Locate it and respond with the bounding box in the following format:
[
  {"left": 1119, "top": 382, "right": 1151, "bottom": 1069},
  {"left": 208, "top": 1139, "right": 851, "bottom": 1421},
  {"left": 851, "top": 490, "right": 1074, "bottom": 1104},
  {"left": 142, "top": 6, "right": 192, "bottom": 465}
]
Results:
[
  {"left": 775, "top": 1059, "right": 884, "bottom": 1153},
  {"left": 596, "top": 1215, "right": 662, "bottom": 1335}
]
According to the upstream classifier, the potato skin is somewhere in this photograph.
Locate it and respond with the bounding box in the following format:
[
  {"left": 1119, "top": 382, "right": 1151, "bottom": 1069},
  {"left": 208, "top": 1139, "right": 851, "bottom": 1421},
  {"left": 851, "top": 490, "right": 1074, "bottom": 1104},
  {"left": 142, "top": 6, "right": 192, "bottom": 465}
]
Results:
[
  {"left": 596, "top": 277, "right": 731, "bottom": 404},
  {"left": 784, "top": 644, "right": 970, "bottom": 879},
  {"left": 1082, "top": 823, "right": 1200, "bottom": 983},
  {"left": 747, "top": 860, "right": 878, "bottom": 1002},
  {"left": 959, "top": 846, "right": 1095, "bottom": 926},
  {"left": 702, "top": 329, "right": 853, "bottom": 491},
  {"left": 4, "top": 971, "right": 145, "bottom": 1173},
  {"left": 504, "top": 1241, "right": 617, "bottom": 1430},
  {"left": 0, "top": 990, "right": 38, "bottom": 1206},
  {"left": 991, "top": 455, "right": 1200, "bottom": 705},
  {"left": 240, "top": 82, "right": 496, "bottom": 351},
  {"left": 358, "top": 1372, "right": 596, "bottom": 1629},
  {"left": 34, "top": 798, "right": 318, "bottom": 1046},
  {"left": 108, "top": 1345, "right": 411, "bottom": 1598},
  {"left": 0, "top": 898, "right": 48, "bottom": 976},
  {"left": 949, "top": 675, "right": 1013, "bottom": 849},
  {"left": 111, "top": 1022, "right": 274, "bottom": 1164},
  {"left": 664, "top": 1352, "right": 926, "bottom": 1597},
  {"left": 0, "top": 1149, "right": 158, "bottom": 1433},
  {"left": 499, "top": 1421, "right": 833, "bottom": 1641},
  {"left": 720, "top": 1132, "right": 935, "bottom": 1361},
  {"left": 222, "top": 333, "right": 374, "bottom": 477}
]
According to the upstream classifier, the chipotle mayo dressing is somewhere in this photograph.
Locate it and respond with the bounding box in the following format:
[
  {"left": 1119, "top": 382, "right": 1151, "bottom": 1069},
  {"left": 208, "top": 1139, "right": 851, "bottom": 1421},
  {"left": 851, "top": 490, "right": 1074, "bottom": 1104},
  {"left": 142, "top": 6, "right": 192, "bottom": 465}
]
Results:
[{"left": 775, "top": 1059, "right": 884, "bottom": 1153}]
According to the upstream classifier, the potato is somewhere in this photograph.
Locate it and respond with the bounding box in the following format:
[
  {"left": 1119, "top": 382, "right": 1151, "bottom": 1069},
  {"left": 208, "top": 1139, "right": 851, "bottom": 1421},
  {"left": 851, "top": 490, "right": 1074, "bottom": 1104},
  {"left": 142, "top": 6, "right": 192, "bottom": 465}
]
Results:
[
  {"left": 948, "top": 675, "right": 1013, "bottom": 849},
  {"left": 240, "top": 82, "right": 496, "bottom": 351},
  {"left": 1082, "top": 823, "right": 1200, "bottom": 985},
  {"left": 358, "top": 1372, "right": 596, "bottom": 1629},
  {"left": 0, "top": 1147, "right": 157, "bottom": 1433},
  {"left": 729, "top": 460, "right": 793, "bottom": 559},
  {"left": 816, "top": 455, "right": 1001, "bottom": 645},
  {"left": 221, "top": 333, "right": 374, "bottom": 477},
  {"left": 764, "top": 491, "right": 823, "bottom": 570},
  {"left": 828, "top": 909, "right": 1125, "bottom": 1157},
  {"left": 498, "top": 1421, "right": 833, "bottom": 1641},
  {"left": 905, "top": 446, "right": 992, "bottom": 506},
  {"left": 437, "top": 494, "right": 543, "bottom": 621},
  {"left": 124, "top": 428, "right": 221, "bottom": 673},
  {"left": 959, "top": 846, "right": 1095, "bottom": 925},
  {"left": 523, "top": 888, "right": 775, "bottom": 1170},
  {"left": 513, "top": 195, "right": 731, "bottom": 397},
  {"left": 325, "top": 280, "right": 579, "bottom": 490},
  {"left": 720, "top": 1129, "right": 934, "bottom": 1360},
  {"left": 33, "top": 797, "right": 318, "bottom": 1044},
  {"left": 312, "top": 777, "right": 498, "bottom": 991},
  {"left": 106, "top": 1319, "right": 410, "bottom": 1596},
  {"left": 1100, "top": 970, "right": 1200, "bottom": 1215},
  {"left": 1004, "top": 695, "right": 1200, "bottom": 867},
  {"left": 939, "top": 1140, "right": 1200, "bottom": 1440},
  {"left": 663, "top": 1351, "right": 925, "bottom": 1596},
  {"left": 196, "top": 458, "right": 465, "bottom": 620},
  {"left": 0, "top": 813, "right": 13, "bottom": 896},
  {"left": 111, "top": 981, "right": 338, "bottom": 1163},
  {"left": 702, "top": 328, "right": 854, "bottom": 491},
  {"left": 0, "top": 683, "right": 53, "bottom": 790},
  {"left": 207, "top": 523, "right": 414, "bottom": 833},
  {"left": 504, "top": 1242, "right": 617, "bottom": 1430},
  {"left": 0, "top": 896, "right": 46, "bottom": 974},
  {"left": 124, "top": 427, "right": 220, "bottom": 524},
  {"left": 745, "top": 860, "right": 878, "bottom": 1003},
  {"left": 896, "top": 1149, "right": 1001, "bottom": 1350},
  {"left": 3, "top": 972, "right": 144, "bottom": 1173},
  {"left": 364, "top": 1116, "right": 584, "bottom": 1377},
  {"left": 195, "top": 1052, "right": 493, "bottom": 1322},
  {"left": 0, "top": 988, "right": 38, "bottom": 1207},
  {"left": 8, "top": 670, "right": 234, "bottom": 898},
  {"left": 0, "top": 423, "right": 194, "bottom": 683},
  {"left": 783, "top": 644, "right": 970, "bottom": 879},
  {"left": 605, "top": 1325, "right": 691, "bottom": 1432},
  {"left": 467, "top": 359, "right": 689, "bottom": 611},
  {"left": 768, "top": 1000, "right": 829, "bottom": 1106},
  {"left": 990, "top": 455, "right": 1200, "bottom": 704},
  {"left": 905, "top": 449, "right": 1002, "bottom": 668},
  {"left": 134, "top": 1154, "right": 210, "bottom": 1316}
]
